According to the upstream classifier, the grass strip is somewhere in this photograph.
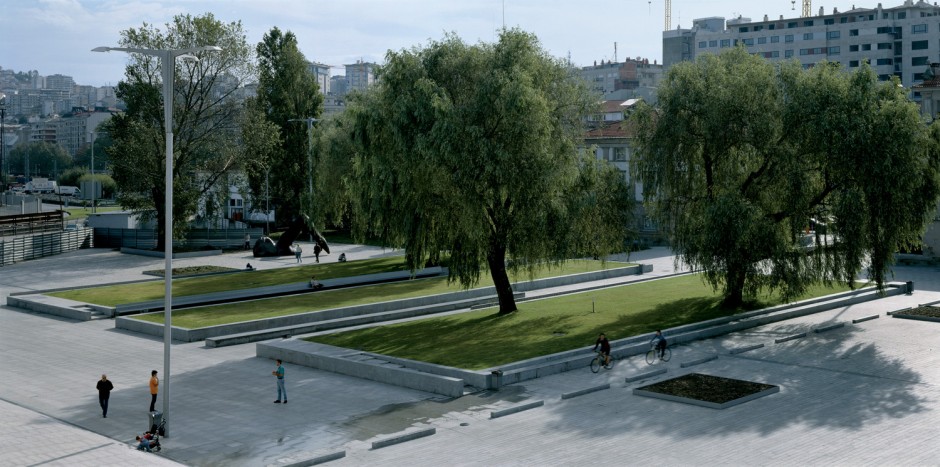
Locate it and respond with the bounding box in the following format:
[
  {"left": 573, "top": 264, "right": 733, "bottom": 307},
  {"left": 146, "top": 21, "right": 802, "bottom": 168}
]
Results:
[
  {"left": 49, "top": 256, "right": 410, "bottom": 306},
  {"left": 307, "top": 275, "right": 854, "bottom": 370},
  {"left": 130, "top": 259, "right": 635, "bottom": 328}
]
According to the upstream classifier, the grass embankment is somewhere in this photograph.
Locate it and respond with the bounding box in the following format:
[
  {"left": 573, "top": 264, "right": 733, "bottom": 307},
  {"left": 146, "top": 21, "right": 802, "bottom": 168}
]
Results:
[
  {"left": 130, "top": 260, "right": 634, "bottom": 329},
  {"left": 63, "top": 206, "right": 123, "bottom": 218},
  {"left": 49, "top": 256, "right": 412, "bottom": 306},
  {"left": 308, "top": 275, "right": 855, "bottom": 370}
]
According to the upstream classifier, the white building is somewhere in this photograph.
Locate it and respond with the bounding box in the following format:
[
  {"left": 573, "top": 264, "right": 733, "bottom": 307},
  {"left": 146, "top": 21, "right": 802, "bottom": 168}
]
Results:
[{"left": 664, "top": 0, "right": 940, "bottom": 89}]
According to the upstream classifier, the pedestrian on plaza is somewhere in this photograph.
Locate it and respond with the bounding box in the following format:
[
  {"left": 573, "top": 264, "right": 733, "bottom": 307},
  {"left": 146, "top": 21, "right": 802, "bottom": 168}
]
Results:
[
  {"left": 149, "top": 370, "right": 158, "bottom": 412},
  {"left": 244, "top": 233, "right": 251, "bottom": 250},
  {"left": 96, "top": 374, "right": 113, "bottom": 418},
  {"left": 313, "top": 244, "right": 322, "bottom": 263},
  {"left": 293, "top": 244, "right": 302, "bottom": 263},
  {"left": 272, "top": 359, "right": 287, "bottom": 404}
]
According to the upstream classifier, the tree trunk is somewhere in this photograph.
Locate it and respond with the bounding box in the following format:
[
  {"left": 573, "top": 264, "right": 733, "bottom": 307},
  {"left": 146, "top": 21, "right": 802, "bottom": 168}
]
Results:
[
  {"left": 487, "top": 243, "right": 517, "bottom": 315},
  {"left": 722, "top": 265, "right": 747, "bottom": 308}
]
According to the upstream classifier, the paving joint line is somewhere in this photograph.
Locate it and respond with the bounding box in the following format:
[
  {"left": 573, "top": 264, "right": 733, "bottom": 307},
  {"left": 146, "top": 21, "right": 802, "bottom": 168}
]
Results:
[{"left": 27, "top": 442, "right": 115, "bottom": 467}]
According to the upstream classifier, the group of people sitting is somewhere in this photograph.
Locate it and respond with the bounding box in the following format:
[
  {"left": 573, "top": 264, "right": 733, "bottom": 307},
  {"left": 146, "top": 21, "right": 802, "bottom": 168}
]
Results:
[{"left": 135, "top": 431, "right": 160, "bottom": 452}]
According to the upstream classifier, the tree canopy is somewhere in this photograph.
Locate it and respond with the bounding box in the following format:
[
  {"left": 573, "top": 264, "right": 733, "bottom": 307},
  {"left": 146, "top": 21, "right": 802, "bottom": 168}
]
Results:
[
  {"left": 7, "top": 141, "right": 71, "bottom": 179},
  {"left": 249, "top": 27, "right": 322, "bottom": 226},
  {"left": 345, "top": 29, "right": 634, "bottom": 314},
  {"left": 632, "top": 48, "right": 940, "bottom": 306},
  {"left": 104, "top": 13, "right": 256, "bottom": 250}
]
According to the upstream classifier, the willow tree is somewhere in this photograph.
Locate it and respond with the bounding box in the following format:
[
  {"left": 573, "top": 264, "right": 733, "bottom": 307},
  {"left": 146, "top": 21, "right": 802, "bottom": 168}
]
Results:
[
  {"left": 346, "top": 29, "right": 634, "bottom": 314},
  {"left": 632, "top": 47, "right": 940, "bottom": 306}
]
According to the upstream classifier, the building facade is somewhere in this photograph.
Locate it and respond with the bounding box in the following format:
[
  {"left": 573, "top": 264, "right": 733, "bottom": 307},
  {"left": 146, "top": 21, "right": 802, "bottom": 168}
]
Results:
[
  {"left": 344, "top": 61, "right": 377, "bottom": 93},
  {"left": 307, "top": 61, "right": 331, "bottom": 95},
  {"left": 664, "top": 0, "right": 940, "bottom": 88}
]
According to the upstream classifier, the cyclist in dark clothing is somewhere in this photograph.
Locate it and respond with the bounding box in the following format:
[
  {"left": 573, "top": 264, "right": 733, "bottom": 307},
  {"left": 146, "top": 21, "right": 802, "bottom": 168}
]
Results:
[
  {"left": 593, "top": 333, "right": 612, "bottom": 367},
  {"left": 651, "top": 330, "right": 667, "bottom": 359}
]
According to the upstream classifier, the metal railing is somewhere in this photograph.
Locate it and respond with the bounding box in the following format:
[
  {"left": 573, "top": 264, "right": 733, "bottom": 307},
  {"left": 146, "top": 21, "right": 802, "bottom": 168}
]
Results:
[{"left": 0, "top": 227, "right": 92, "bottom": 267}]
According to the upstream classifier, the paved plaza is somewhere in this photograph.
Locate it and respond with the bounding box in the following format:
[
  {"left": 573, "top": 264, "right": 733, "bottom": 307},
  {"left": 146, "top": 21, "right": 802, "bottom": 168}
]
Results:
[{"left": 0, "top": 245, "right": 937, "bottom": 466}]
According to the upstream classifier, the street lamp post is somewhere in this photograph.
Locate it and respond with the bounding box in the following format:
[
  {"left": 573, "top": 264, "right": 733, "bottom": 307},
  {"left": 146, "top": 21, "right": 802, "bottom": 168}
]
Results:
[
  {"left": 1, "top": 92, "right": 6, "bottom": 197},
  {"left": 87, "top": 131, "right": 96, "bottom": 213},
  {"left": 289, "top": 117, "right": 317, "bottom": 240},
  {"left": 93, "top": 45, "right": 221, "bottom": 437}
]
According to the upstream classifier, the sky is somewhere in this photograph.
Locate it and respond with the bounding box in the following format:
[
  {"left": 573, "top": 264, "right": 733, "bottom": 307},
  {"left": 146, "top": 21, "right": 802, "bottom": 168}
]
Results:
[{"left": 1, "top": 0, "right": 868, "bottom": 87}]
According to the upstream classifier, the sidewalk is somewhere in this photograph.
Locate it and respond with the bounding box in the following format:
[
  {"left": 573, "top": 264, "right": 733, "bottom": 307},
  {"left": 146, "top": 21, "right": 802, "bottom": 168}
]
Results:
[{"left": 1, "top": 246, "right": 937, "bottom": 466}]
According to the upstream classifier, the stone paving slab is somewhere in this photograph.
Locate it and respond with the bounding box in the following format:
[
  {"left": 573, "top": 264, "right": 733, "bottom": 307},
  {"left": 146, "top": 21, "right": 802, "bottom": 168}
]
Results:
[{"left": 1, "top": 246, "right": 938, "bottom": 466}]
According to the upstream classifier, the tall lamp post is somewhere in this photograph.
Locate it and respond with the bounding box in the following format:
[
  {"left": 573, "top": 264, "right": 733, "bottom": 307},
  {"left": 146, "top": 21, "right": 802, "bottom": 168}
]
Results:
[
  {"left": 288, "top": 117, "right": 317, "bottom": 240},
  {"left": 92, "top": 45, "right": 221, "bottom": 437},
  {"left": 1, "top": 92, "right": 6, "bottom": 197},
  {"left": 87, "top": 131, "right": 97, "bottom": 213}
]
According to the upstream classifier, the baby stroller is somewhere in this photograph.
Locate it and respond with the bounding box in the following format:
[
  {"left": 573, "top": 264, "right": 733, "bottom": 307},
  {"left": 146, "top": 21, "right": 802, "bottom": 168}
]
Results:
[{"left": 137, "top": 416, "right": 165, "bottom": 452}]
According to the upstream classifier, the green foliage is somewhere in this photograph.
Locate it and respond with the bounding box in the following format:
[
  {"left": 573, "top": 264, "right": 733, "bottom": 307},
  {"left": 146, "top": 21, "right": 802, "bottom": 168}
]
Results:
[
  {"left": 309, "top": 274, "right": 853, "bottom": 370},
  {"left": 632, "top": 48, "right": 940, "bottom": 305},
  {"left": 72, "top": 132, "right": 113, "bottom": 172},
  {"left": 104, "top": 13, "right": 255, "bottom": 250},
  {"left": 250, "top": 27, "right": 323, "bottom": 227},
  {"left": 345, "top": 29, "right": 634, "bottom": 314},
  {"left": 7, "top": 141, "right": 71, "bottom": 178}
]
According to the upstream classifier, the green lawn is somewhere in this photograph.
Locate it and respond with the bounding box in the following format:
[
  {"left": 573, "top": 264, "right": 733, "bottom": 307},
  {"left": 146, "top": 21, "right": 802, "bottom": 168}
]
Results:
[
  {"left": 63, "top": 206, "right": 123, "bottom": 219},
  {"left": 131, "top": 260, "right": 635, "bottom": 328},
  {"left": 307, "top": 275, "right": 856, "bottom": 370},
  {"left": 50, "top": 256, "right": 412, "bottom": 306}
]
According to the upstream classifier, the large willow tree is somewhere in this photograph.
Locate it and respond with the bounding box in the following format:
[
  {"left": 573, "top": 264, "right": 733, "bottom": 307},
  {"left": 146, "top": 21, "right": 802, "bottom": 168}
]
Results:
[
  {"left": 633, "top": 47, "right": 940, "bottom": 306},
  {"left": 346, "top": 29, "right": 634, "bottom": 314}
]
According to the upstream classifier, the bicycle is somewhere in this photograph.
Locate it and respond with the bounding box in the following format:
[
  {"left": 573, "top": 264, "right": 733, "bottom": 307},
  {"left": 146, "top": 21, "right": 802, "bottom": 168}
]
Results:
[
  {"left": 645, "top": 343, "right": 672, "bottom": 365},
  {"left": 590, "top": 351, "right": 615, "bottom": 373}
]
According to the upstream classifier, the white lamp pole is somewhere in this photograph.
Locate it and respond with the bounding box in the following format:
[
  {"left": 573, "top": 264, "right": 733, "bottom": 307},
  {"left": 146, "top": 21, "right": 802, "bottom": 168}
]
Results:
[{"left": 92, "top": 45, "right": 221, "bottom": 437}]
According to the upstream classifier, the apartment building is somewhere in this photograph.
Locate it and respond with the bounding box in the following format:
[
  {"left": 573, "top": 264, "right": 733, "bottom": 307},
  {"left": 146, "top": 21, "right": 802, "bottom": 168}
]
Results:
[
  {"left": 664, "top": 0, "right": 940, "bottom": 88},
  {"left": 344, "top": 60, "right": 377, "bottom": 93},
  {"left": 579, "top": 57, "right": 664, "bottom": 100},
  {"left": 307, "top": 61, "right": 331, "bottom": 95}
]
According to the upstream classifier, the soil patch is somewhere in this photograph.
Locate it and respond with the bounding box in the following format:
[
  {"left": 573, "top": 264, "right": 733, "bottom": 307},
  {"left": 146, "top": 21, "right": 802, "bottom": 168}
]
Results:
[
  {"left": 143, "top": 266, "right": 240, "bottom": 277},
  {"left": 899, "top": 306, "right": 940, "bottom": 319},
  {"left": 637, "top": 373, "right": 776, "bottom": 405}
]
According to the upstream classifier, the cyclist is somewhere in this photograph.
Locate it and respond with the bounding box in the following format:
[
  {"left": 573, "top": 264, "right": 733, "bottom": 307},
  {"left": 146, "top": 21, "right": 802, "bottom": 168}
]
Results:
[
  {"left": 593, "top": 332, "right": 612, "bottom": 367},
  {"left": 651, "top": 330, "right": 667, "bottom": 359}
]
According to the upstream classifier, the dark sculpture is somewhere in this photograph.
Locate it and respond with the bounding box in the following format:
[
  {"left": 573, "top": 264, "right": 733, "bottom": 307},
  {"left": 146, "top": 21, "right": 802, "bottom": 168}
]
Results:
[{"left": 253, "top": 214, "right": 330, "bottom": 258}]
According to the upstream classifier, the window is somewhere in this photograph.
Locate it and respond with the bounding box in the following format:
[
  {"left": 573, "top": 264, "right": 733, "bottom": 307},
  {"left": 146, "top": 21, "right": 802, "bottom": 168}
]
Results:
[
  {"left": 912, "top": 40, "right": 929, "bottom": 50},
  {"left": 769, "top": 24, "right": 776, "bottom": 30},
  {"left": 913, "top": 24, "right": 928, "bottom": 34},
  {"left": 699, "top": 41, "right": 707, "bottom": 48},
  {"left": 827, "top": 31, "right": 841, "bottom": 39},
  {"left": 898, "top": 12, "right": 906, "bottom": 20},
  {"left": 850, "top": 44, "right": 859, "bottom": 52},
  {"left": 743, "top": 38, "right": 754, "bottom": 46},
  {"left": 754, "top": 25, "right": 764, "bottom": 31},
  {"left": 804, "top": 20, "right": 814, "bottom": 27},
  {"left": 912, "top": 56, "right": 929, "bottom": 66},
  {"left": 877, "top": 42, "right": 893, "bottom": 50},
  {"left": 788, "top": 21, "right": 798, "bottom": 28},
  {"left": 876, "top": 58, "right": 893, "bottom": 65},
  {"left": 841, "top": 17, "right": 848, "bottom": 23},
  {"left": 804, "top": 32, "right": 814, "bottom": 40},
  {"left": 785, "top": 49, "right": 794, "bottom": 58},
  {"left": 762, "top": 51, "right": 780, "bottom": 58},
  {"left": 709, "top": 40, "right": 718, "bottom": 47},
  {"left": 720, "top": 39, "right": 731, "bottom": 48},
  {"left": 785, "top": 34, "right": 794, "bottom": 43},
  {"left": 828, "top": 46, "right": 840, "bottom": 55},
  {"left": 862, "top": 43, "right": 872, "bottom": 50},
  {"left": 771, "top": 35, "right": 780, "bottom": 43},
  {"left": 825, "top": 18, "right": 835, "bottom": 25},
  {"left": 877, "top": 26, "right": 893, "bottom": 34},
  {"left": 878, "top": 74, "right": 892, "bottom": 81},
  {"left": 850, "top": 60, "right": 860, "bottom": 67},
  {"left": 850, "top": 29, "right": 859, "bottom": 36},
  {"left": 758, "top": 37, "right": 767, "bottom": 44},
  {"left": 614, "top": 148, "right": 627, "bottom": 162},
  {"left": 914, "top": 72, "right": 926, "bottom": 80},
  {"left": 739, "top": 27, "right": 749, "bottom": 33}
]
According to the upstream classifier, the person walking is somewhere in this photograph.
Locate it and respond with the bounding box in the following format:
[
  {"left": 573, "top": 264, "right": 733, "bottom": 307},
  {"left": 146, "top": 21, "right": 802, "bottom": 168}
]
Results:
[
  {"left": 244, "top": 233, "right": 251, "bottom": 250},
  {"left": 272, "top": 359, "right": 287, "bottom": 404},
  {"left": 293, "top": 244, "right": 303, "bottom": 263},
  {"left": 149, "top": 370, "right": 158, "bottom": 412},
  {"left": 96, "top": 374, "right": 113, "bottom": 418},
  {"left": 313, "top": 244, "right": 322, "bottom": 263}
]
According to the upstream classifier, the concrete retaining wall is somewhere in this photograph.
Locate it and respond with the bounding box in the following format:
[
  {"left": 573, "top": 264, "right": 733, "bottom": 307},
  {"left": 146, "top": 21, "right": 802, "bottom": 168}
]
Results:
[{"left": 257, "top": 340, "right": 465, "bottom": 398}]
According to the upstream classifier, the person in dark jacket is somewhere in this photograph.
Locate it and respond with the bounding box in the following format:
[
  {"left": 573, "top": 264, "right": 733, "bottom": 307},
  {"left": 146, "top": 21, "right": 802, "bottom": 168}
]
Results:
[
  {"left": 96, "top": 374, "right": 114, "bottom": 418},
  {"left": 593, "top": 333, "right": 612, "bottom": 367}
]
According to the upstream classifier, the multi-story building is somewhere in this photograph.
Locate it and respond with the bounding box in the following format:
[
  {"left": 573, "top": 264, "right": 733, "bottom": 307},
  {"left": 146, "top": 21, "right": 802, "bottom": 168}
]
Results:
[
  {"left": 44, "top": 74, "right": 74, "bottom": 92},
  {"left": 664, "top": 0, "right": 940, "bottom": 89},
  {"left": 579, "top": 58, "right": 663, "bottom": 100},
  {"left": 329, "top": 75, "right": 348, "bottom": 97},
  {"left": 307, "top": 61, "right": 331, "bottom": 95},
  {"left": 344, "top": 60, "right": 377, "bottom": 93}
]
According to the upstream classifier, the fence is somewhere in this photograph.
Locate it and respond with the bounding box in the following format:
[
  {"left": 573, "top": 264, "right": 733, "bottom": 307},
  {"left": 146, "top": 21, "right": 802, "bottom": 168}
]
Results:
[
  {"left": 0, "top": 211, "right": 65, "bottom": 238},
  {"left": 94, "top": 228, "right": 264, "bottom": 250},
  {"left": 0, "top": 227, "right": 93, "bottom": 267}
]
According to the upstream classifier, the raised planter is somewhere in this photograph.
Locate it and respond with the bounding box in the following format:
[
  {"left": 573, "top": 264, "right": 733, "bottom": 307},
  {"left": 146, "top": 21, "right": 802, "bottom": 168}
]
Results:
[{"left": 120, "top": 246, "right": 222, "bottom": 258}]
